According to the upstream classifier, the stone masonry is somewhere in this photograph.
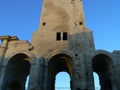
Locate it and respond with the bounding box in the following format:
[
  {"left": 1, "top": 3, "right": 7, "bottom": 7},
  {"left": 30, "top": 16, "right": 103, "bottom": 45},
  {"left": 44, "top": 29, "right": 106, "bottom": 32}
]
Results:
[{"left": 0, "top": 0, "right": 120, "bottom": 90}]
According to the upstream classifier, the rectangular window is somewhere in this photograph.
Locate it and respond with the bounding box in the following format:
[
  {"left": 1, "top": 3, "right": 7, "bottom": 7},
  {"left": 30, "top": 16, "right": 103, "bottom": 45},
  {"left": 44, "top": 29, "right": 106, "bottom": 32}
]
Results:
[
  {"left": 56, "top": 32, "right": 61, "bottom": 41},
  {"left": 63, "top": 32, "right": 67, "bottom": 40}
]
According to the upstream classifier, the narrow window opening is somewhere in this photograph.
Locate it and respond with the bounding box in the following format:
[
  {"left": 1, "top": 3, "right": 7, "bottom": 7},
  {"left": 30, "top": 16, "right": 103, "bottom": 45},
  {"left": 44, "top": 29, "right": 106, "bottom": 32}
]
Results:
[
  {"left": 42, "top": 22, "right": 46, "bottom": 26},
  {"left": 63, "top": 32, "right": 67, "bottom": 40},
  {"left": 79, "top": 22, "right": 83, "bottom": 25},
  {"left": 75, "top": 54, "right": 78, "bottom": 57},
  {"left": 56, "top": 32, "right": 61, "bottom": 41}
]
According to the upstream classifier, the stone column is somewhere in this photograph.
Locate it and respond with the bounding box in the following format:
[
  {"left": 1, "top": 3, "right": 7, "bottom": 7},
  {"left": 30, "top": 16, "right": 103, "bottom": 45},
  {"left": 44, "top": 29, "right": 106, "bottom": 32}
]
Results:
[
  {"left": 28, "top": 63, "right": 37, "bottom": 90},
  {"left": 42, "top": 64, "right": 48, "bottom": 90},
  {"left": 74, "top": 53, "right": 88, "bottom": 90},
  {"left": 28, "top": 57, "right": 44, "bottom": 90},
  {"left": 0, "top": 37, "right": 9, "bottom": 90},
  {"left": 86, "top": 66, "right": 95, "bottom": 90},
  {"left": 0, "top": 38, "right": 9, "bottom": 70},
  {"left": 85, "top": 54, "right": 95, "bottom": 90},
  {"left": 72, "top": 65, "right": 81, "bottom": 89},
  {"left": 80, "top": 54, "right": 87, "bottom": 90},
  {"left": 0, "top": 66, "right": 6, "bottom": 90},
  {"left": 109, "top": 68, "right": 120, "bottom": 90}
]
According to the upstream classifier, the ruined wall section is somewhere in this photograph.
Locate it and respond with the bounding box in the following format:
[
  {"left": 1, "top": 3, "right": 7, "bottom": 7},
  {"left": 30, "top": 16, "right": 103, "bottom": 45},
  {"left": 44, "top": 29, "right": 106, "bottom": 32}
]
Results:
[
  {"left": 0, "top": 36, "right": 33, "bottom": 69},
  {"left": 111, "top": 51, "right": 120, "bottom": 85}
]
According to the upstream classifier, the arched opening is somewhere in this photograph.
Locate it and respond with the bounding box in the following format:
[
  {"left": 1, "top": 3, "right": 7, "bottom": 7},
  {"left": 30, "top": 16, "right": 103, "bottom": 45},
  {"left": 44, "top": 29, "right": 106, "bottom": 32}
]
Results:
[
  {"left": 92, "top": 54, "right": 113, "bottom": 90},
  {"left": 55, "top": 72, "right": 70, "bottom": 90},
  {"left": 2, "top": 53, "right": 31, "bottom": 90},
  {"left": 48, "top": 54, "right": 72, "bottom": 90}
]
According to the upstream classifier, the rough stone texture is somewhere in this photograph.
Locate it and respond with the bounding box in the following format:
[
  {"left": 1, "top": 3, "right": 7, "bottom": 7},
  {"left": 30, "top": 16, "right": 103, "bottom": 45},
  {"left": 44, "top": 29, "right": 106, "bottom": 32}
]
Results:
[{"left": 0, "top": 0, "right": 120, "bottom": 90}]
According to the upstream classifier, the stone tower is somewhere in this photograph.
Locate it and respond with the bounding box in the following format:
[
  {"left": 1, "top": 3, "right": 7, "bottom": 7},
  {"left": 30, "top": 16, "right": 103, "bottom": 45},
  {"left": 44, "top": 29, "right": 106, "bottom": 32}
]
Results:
[{"left": 0, "top": 0, "right": 120, "bottom": 90}]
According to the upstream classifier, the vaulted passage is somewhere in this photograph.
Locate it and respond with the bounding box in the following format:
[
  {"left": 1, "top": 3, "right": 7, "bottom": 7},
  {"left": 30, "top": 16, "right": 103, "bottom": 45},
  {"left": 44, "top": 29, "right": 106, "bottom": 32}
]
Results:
[
  {"left": 2, "top": 53, "right": 30, "bottom": 90},
  {"left": 92, "top": 54, "right": 113, "bottom": 90},
  {"left": 48, "top": 54, "right": 72, "bottom": 90}
]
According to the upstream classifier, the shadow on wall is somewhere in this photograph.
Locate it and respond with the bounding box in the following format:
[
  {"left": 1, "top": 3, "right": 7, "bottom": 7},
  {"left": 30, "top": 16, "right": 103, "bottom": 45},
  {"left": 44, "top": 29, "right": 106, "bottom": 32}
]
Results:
[
  {"left": 55, "top": 30, "right": 95, "bottom": 52},
  {"left": 68, "top": 31, "right": 94, "bottom": 51}
]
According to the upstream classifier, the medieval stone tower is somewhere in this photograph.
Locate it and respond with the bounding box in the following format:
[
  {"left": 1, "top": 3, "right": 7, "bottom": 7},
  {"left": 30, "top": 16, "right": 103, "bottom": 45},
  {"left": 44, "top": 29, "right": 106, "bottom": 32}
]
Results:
[{"left": 0, "top": 0, "right": 120, "bottom": 90}]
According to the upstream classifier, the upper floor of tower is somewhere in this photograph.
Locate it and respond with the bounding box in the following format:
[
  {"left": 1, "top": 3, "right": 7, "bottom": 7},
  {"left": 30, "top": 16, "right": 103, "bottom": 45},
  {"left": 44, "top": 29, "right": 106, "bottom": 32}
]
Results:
[
  {"left": 32, "top": 0, "right": 95, "bottom": 55},
  {"left": 36, "top": 0, "right": 86, "bottom": 32}
]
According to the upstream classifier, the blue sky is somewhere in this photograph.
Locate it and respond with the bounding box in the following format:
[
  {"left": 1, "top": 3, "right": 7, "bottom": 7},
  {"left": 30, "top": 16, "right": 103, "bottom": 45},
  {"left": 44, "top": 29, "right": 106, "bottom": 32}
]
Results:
[
  {"left": 0, "top": 0, "right": 120, "bottom": 89},
  {"left": 0, "top": 0, "right": 120, "bottom": 51},
  {"left": 83, "top": 0, "right": 120, "bottom": 52}
]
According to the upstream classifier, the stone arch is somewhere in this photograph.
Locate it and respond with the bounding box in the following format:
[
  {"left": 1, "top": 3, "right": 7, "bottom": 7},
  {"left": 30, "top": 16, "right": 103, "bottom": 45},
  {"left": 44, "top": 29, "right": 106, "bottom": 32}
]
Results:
[
  {"left": 5, "top": 51, "right": 36, "bottom": 66},
  {"left": 47, "top": 53, "right": 73, "bottom": 90},
  {"left": 45, "top": 50, "right": 74, "bottom": 64},
  {"left": 92, "top": 52, "right": 113, "bottom": 90},
  {"left": 92, "top": 50, "right": 112, "bottom": 58},
  {"left": 2, "top": 53, "right": 33, "bottom": 90}
]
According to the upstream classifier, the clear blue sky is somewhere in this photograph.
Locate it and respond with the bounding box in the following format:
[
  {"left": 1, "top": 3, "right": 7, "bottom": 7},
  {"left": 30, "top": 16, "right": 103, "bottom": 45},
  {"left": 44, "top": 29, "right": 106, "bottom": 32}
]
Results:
[
  {"left": 0, "top": 0, "right": 120, "bottom": 89},
  {"left": 0, "top": 0, "right": 120, "bottom": 52}
]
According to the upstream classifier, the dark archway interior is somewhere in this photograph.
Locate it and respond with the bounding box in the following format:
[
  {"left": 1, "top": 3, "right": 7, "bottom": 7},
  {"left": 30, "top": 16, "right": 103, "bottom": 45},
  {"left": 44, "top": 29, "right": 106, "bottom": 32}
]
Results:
[
  {"left": 92, "top": 54, "right": 112, "bottom": 90},
  {"left": 2, "top": 53, "right": 30, "bottom": 90},
  {"left": 48, "top": 54, "right": 72, "bottom": 90}
]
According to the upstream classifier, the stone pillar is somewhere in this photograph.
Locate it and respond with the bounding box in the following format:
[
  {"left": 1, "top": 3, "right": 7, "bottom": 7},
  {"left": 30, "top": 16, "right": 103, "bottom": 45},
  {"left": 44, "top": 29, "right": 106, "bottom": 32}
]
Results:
[
  {"left": 73, "top": 53, "right": 88, "bottom": 90},
  {"left": 28, "top": 63, "right": 37, "bottom": 90},
  {"left": 86, "top": 66, "right": 95, "bottom": 90},
  {"left": 0, "top": 66, "right": 6, "bottom": 90},
  {"left": 74, "top": 70, "right": 81, "bottom": 90},
  {"left": 42, "top": 64, "right": 48, "bottom": 90},
  {"left": 0, "top": 38, "right": 9, "bottom": 70},
  {"left": 28, "top": 57, "right": 44, "bottom": 90},
  {"left": 38, "top": 57, "right": 44, "bottom": 90},
  {"left": 109, "top": 68, "right": 120, "bottom": 90},
  {"left": 80, "top": 54, "right": 87, "bottom": 90},
  {"left": 0, "top": 37, "right": 10, "bottom": 90},
  {"left": 85, "top": 54, "right": 95, "bottom": 90},
  {"left": 71, "top": 53, "right": 81, "bottom": 90}
]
